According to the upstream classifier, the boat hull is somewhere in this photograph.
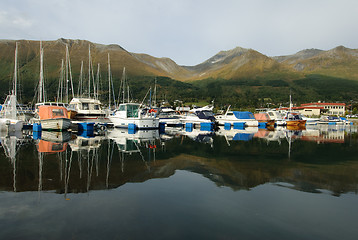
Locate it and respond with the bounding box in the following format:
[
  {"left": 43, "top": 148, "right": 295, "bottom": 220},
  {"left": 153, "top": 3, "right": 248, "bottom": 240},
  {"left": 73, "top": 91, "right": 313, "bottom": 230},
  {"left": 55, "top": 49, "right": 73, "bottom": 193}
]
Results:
[
  {"left": 109, "top": 116, "right": 159, "bottom": 129},
  {"left": 217, "top": 119, "right": 259, "bottom": 127},
  {"left": 40, "top": 118, "right": 71, "bottom": 131},
  {"left": 286, "top": 120, "right": 306, "bottom": 127}
]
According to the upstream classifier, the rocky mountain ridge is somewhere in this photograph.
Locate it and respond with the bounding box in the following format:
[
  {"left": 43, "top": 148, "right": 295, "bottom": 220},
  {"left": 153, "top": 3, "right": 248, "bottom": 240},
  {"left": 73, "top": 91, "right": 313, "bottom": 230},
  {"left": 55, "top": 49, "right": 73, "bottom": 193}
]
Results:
[{"left": 1, "top": 38, "right": 358, "bottom": 84}]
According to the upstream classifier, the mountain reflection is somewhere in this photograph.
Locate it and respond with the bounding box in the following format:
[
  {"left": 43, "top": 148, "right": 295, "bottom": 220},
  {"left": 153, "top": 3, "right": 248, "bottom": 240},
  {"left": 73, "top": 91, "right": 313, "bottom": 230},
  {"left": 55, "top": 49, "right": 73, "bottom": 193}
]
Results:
[{"left": 1, "top": 125, "right": 358, "bottom": 197}]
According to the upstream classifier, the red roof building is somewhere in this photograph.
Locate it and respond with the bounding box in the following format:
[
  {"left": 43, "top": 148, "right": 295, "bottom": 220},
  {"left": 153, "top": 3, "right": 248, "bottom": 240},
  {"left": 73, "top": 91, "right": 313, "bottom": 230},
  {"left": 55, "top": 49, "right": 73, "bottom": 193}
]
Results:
[{"left": 300, "top": 102, "right": 345, "bottom": 116}]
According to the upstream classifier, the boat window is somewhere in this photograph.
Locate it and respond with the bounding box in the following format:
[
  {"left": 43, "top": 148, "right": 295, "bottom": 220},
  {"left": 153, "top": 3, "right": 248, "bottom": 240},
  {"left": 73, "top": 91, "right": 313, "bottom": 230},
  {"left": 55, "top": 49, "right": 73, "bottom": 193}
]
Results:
[
  {"left": 127, "top": 104, "right": 139, "bottom": 118},
  {"left": 119, "top": 105, "right": 126, "bottom": 111},
  {"left": 268, "top": 112, "right": 274, "bottom": 116},
  {"left": 52, "top": 108, "right": 64, "bottom": 117},
  {"left": 94, "top": 105, "right": 100, "bottom": 110},
  {"left": 82, "top": 103, "right": 89, "bottom": 110},
  {"left": 202, "top": 111, "right": 214, "bottom": 117}
]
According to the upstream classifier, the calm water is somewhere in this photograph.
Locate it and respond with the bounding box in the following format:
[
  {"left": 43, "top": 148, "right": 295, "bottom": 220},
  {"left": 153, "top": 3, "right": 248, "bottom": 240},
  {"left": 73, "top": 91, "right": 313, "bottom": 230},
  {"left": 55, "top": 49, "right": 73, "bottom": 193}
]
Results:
[{"left": 1, "top": 125, "right": 358, "bottom": 240}]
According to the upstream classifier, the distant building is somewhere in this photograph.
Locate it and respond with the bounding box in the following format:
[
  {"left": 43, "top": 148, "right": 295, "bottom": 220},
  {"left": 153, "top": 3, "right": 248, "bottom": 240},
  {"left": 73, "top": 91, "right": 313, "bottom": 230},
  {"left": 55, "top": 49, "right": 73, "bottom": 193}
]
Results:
[
  {"left": 300, "top": 102, "right": 345, "bottom": 116},
  {"left": 276, "top": 106, "right": 323, "bottom": 116}
]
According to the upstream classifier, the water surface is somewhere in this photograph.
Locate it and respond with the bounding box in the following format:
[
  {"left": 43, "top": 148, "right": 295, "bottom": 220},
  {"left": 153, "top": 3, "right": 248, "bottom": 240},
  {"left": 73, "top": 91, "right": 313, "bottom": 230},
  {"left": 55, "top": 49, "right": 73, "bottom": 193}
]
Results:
[{"left": 1, "top": 125, "right": 358, "bottom": 239}]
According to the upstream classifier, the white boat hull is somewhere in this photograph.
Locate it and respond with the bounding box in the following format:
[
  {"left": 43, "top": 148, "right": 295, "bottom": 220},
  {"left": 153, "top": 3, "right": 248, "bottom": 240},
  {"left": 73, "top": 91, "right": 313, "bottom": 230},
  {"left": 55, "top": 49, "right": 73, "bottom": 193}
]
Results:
[
  {"left": 40, "top": 118, "right": 71, "bottom": 130},
  {"left": 109, "top": 116, "right": 159, "bottom": 129},
  {"left": 216, "top": 118, "right": 259, "bottom": 127}
]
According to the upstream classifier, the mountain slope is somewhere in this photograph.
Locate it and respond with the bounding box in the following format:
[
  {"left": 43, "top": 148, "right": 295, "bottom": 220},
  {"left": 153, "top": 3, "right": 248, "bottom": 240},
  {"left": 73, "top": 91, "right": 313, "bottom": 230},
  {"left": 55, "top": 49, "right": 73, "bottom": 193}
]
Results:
[{"left": 275, "top": 46, "right": 358, "bottom": 80}]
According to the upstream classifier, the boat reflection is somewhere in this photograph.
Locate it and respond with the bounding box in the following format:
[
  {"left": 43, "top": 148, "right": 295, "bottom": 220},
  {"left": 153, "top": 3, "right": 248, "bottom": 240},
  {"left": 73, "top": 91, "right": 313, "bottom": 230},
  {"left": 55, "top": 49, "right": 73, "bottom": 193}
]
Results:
[
  {"left": 0, "top": 124, "right": 357, "bottom": 198},
  {"left": 0, "top": 130, "right": 31, "bottom": 192},
  {"left": 163, "top": 127, "right": 214, "bottom": 146}
]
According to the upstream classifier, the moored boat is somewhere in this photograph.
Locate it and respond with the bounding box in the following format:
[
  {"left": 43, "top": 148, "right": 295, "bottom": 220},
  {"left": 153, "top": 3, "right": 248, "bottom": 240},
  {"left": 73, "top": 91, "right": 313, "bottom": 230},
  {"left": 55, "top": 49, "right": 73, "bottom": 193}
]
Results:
[
  {"left": 318, "top": 115, "right": 345, "bottom": 125},
  {"left": 181, "top": 105, "right": 216, "bottom": 126},
  {"left": 254, "top": 112, "right": 275, "bottom": 127},
  {"left": 158, "top": 107, "right": 183, "bottom": 126},
  {"left": 35, "top": 105, "right": 71, "bottom": 131},
  {"left": 216, "top": 110, "right": 258, "bottom": 127},
  {"left": 0, "top": 42, "right": 25, "bottom": 132},
  {"left": 69, "top": 97, "right": 107, "bottom": 121},
  {"left": 109, "top": 103, "right": 159, "bottom": 129},
  {"left": 283, "top": 112, "right": 306, "bottom": 127},
  {"left": 267, "top": 110, "right": 286, "bottom": 126}
]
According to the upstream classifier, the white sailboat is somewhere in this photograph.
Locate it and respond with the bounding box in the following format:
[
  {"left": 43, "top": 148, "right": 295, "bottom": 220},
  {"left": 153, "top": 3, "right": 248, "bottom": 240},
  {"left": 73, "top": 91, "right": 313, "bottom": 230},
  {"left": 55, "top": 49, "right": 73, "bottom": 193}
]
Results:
[
  {"left": 0, "top": 42, "right": 25, "bottom": 132},
  {"left": 109, "top": 67, "right": 159, "bottom": 129}
]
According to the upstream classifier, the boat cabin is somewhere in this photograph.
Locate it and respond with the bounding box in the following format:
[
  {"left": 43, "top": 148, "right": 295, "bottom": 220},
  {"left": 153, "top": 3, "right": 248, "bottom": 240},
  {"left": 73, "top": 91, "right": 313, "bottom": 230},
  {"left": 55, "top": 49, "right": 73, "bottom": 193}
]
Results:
[
  {"left": 69, "top": 98, "right": 103, "bottom": 111},
  {"left": 117, "top": 103, "right": 140, "bottom": 118},
  {"left": 38, "top": 105, "right": 69, "bottom": 120},
  {"left": 232, "top": 111, "right": 255, "bottom": 120}
]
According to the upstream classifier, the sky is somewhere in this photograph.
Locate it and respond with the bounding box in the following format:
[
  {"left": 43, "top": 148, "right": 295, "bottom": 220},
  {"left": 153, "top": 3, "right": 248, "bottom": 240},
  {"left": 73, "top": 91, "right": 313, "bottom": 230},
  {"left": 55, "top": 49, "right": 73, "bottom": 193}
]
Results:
[{"left": 0, "top": 0, "right": 357, "bottom": 66}]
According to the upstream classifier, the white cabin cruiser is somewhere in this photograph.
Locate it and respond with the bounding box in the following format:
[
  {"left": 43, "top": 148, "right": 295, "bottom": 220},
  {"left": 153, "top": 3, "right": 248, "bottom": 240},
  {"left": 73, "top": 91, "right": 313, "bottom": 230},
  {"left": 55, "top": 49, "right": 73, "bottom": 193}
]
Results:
[
  {"left": 109, "top": 103, "right": 159, "bottom": 129},
  {"left": 216, "top": 111, "right": 258, "bottom": 127},
  {"left": 181, "top": 105, "right": 216, "bottom": 125},
  {"left": 158, "top": 107, "right": 183, "bottom": 126},
  {"left": 267, "top": 110, "right": 286, "bottom": 126},
  {"left": 69, "top": 98, "right": 107, "bottom": 121}
]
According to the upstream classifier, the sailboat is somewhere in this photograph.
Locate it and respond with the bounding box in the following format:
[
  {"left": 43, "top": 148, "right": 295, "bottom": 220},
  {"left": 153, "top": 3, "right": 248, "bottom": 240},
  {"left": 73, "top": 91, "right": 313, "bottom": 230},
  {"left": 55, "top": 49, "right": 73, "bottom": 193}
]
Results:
[
  {"left": 33, "top": 42, "right": 71, "bottom": 130},
  {"left": 109, "top": 67, "right": 159, "bottom": 129},
  {"left": 283, "top": 94, "right": 306, "bottom": 128},
  {"left": 0, "top": 42, "right": 25, "bottom": 132},
  {"left": 69, "top": 45, "right": 107, "bottom": 121}
]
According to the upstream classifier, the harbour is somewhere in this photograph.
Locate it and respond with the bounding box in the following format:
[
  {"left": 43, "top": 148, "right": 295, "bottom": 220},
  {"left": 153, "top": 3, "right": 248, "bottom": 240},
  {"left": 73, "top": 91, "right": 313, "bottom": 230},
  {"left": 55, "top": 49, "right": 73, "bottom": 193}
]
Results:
[{"left": 1, "top": 123, "right": 358, "bottom": 239}]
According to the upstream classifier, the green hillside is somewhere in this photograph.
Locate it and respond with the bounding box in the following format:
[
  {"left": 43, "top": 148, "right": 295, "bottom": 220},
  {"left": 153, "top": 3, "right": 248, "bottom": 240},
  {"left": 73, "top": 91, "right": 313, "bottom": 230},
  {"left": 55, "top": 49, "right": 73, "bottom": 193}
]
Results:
[{"left": 1, "top": 39, "right": 358, "bottom": 109}]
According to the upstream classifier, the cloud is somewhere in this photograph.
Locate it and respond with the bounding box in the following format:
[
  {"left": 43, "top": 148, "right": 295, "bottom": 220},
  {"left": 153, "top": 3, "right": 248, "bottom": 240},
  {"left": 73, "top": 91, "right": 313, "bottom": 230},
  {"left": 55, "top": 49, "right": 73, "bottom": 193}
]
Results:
[{"left": 0, "top": 0, "right": 357, "bottom": 65}]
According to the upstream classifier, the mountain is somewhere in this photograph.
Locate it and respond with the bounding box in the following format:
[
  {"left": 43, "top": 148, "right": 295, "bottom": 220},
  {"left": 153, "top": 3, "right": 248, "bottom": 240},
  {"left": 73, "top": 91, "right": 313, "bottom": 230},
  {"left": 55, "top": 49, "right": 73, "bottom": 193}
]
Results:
[
  {"left": 183, "top": 47, "right": 291, "bottom": 80},
  {"left": 274, "top": 46, "right": 358, "bottom": 79},
  {"left": 1, "top": 38, "right": 358, "bottom": 106}
]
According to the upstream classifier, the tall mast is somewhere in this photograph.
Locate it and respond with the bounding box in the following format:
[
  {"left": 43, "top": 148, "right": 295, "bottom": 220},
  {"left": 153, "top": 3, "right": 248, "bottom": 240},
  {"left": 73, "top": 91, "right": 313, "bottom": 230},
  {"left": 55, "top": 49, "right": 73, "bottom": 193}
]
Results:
[
  {"left": 13, "top": 42, "right": 18, "bottom": 96},
  {"left": 38, "top": 41, "right": 44, "bottom": 103},
  {"left": 88, "top": 45, "right": 91, "bottom": 98},
  {"left": 153, "top": 77, "right": 157, "bottom": 107},
  {"left": 108, "top": 53, "right": 111, "bottom": 110},
  {"left": 65, "top": 45, "right": 69, "bottom": 103},
  {"left": 78, "top": 61, "right": 83, "bottom": 97},
  {"left": 289, "top": 90, "right": 292, "bottom": 112},
  {"left": 58, "top": 59, "right": 64, "bottom": 103},
  {"left": 96, "top": 63, "right": 100, "bottom": 100},
  {"left": 122, "top": 67, "right": 126, "bottom": 103}
]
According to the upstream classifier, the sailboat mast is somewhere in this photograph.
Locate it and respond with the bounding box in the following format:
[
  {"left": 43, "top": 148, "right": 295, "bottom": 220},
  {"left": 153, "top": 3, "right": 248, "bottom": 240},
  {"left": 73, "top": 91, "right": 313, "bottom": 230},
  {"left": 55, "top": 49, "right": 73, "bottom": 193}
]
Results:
[
  {"left": 122, "top": 67, "right": 126, "bottom": 104},
  {"left": 153, "top": 77, "right": 157, "bottom": 107},
  {"left": 58, "top": 59, "right": 64, "bottom": 103},
  {"left": 38, "top": 41, "right": 44, "bottom": 103},
  {"left": 65, "top": 45, "right": 69, "bottom": 103},
  {"left": 13, "top": 42, "right": 18, "bottom": 96},
  {"left": 66, "top": 44, "right": 74, "bottom": 100},
  {"left": 96, "top": 63, "right": 100, "bottom": 100},
  {"left": 78, "top": 61, "right": 83, "bottom": 97},
  {"left": 108, "top": 53, "right": 111, "bottom": 110},
  {"left": 88, "top": 45, "right": 91, "bottom": 98}
]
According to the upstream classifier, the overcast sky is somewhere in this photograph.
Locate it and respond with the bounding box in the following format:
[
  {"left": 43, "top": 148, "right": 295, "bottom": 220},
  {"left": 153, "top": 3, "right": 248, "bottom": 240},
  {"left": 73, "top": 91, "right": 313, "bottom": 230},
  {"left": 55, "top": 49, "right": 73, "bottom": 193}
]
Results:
[{"left": 0, "top": 0, "right": 357, "bottom": 65}]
